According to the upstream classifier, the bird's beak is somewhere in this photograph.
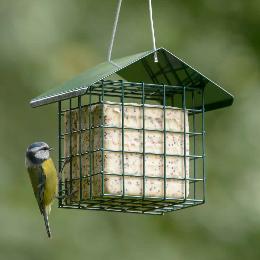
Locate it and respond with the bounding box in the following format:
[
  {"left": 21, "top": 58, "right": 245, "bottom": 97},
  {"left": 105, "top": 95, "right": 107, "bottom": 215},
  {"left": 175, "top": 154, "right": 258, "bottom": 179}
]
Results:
[{"left": 49, "top": 147, "right": 54, "bottom": 151}]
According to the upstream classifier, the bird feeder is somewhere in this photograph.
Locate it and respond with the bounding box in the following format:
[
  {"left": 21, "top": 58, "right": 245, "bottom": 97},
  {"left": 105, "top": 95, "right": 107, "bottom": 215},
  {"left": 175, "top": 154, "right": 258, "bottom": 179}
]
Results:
[{"left": 30, "top": 48, "right": 234, "bottom": 215}]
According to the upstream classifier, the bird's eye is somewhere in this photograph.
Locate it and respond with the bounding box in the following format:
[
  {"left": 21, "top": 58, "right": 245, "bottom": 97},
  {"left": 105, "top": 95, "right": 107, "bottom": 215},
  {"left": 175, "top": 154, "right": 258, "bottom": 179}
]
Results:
[{"left": 42, "top": 147, "right": 48, "bottom": 150}]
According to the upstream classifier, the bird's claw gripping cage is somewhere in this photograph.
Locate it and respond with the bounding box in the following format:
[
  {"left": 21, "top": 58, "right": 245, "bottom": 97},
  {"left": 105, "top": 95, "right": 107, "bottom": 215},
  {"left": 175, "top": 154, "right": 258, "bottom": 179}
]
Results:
[{"left": 31, "top": 48, "right": 234, "bottom": 215}]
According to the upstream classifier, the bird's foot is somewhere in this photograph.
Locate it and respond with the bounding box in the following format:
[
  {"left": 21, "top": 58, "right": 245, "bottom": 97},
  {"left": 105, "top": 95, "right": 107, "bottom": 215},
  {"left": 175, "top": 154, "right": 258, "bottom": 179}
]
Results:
[{"left": 58, "top": 157, "right": 71, "bottom": 181}]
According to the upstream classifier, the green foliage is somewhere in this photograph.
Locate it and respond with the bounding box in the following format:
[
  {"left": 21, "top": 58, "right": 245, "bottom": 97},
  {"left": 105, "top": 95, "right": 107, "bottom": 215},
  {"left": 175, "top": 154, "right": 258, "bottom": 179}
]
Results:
[{"left": 0, "top": 0, "right": 259, "bottom": 259}]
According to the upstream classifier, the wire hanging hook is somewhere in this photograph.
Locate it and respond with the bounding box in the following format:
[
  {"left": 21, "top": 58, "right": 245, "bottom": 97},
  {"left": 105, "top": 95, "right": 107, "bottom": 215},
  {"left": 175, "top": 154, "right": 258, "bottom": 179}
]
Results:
[
  {"left": 108, "top": 0, "right": 122, "bottom": 66},
  {"left": 148, "top": 0, "right": 158, "bottom": 62}
]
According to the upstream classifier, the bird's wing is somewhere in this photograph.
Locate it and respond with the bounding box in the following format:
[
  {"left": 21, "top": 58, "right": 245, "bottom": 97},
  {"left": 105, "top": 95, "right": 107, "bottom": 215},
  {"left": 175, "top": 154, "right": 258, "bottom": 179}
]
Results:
[{"left": 27, "top": 166, "right": 46, "bottom": 214}]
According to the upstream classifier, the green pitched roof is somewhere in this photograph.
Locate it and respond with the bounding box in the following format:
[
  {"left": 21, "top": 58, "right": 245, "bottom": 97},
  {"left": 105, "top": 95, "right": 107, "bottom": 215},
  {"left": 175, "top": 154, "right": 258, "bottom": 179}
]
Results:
[{"left": 30, "top": 47, "right": 234, "bottom": 111}]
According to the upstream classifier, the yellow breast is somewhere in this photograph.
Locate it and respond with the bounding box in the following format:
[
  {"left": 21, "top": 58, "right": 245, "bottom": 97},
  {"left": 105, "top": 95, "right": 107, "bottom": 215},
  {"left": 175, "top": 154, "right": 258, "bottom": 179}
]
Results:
[{"left": 41, "top": 158, "right": 58, "bottom": 206}]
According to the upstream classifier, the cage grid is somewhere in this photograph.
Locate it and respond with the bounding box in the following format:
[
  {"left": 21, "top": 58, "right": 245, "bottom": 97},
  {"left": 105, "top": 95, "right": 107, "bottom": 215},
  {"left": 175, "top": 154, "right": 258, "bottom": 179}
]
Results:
[{"left": 58, "top": 79, "right": 205, "bottom": 215}]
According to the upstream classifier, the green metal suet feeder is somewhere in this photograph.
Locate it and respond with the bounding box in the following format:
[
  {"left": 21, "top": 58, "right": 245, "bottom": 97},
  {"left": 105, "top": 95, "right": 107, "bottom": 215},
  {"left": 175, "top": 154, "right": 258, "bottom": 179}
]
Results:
[{"left": 30, "top": 47, "right": 234, "bottom": 215}]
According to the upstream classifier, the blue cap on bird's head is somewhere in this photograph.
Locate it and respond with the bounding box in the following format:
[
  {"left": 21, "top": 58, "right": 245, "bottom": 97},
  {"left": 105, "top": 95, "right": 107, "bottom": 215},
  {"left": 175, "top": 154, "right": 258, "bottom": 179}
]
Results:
[{"left": 26, "top": 142, "right": 52, "bottom": 165}]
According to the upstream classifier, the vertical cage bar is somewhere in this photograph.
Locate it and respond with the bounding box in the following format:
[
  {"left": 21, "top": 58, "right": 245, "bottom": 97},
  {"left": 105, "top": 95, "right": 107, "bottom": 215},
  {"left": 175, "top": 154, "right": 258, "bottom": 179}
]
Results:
[
  {"left": 88, "top": 88, "right": 92, "bottom": 199},
  {"left": 192, "top": 91, "right": 196, "bottom": 201},
  {"left": 78, "top": 96, "right": 83, "bottom": 203},
  {"left": 101, "top": 80, "right": 105, "bottom": 195},
  {"left": 183, "top": 87, "right": 187, "bottom": 200},
  {"left": 202, "top": 87, "right": 206, "bottom": 202},
  {"left": 58, "top": 101, "right": 62, "bottom": 206},
  {"left": 69, "top": 99, "right": 73, "bottom": 202},
  {"left": 142, "top": 82, "right": 146, "bottom": 199},
  {"left": 163, "top": 84, "right": 167, "bottom": 200},
  {"left": 121, "top": 80, "right": 125, "bottom": 197}
]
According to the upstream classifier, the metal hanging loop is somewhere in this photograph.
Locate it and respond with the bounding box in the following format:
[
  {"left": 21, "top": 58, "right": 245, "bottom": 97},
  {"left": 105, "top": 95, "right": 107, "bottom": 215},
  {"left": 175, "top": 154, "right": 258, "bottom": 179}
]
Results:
[{"left": 107, "top": 0, "right": 158, "bottom": 64}]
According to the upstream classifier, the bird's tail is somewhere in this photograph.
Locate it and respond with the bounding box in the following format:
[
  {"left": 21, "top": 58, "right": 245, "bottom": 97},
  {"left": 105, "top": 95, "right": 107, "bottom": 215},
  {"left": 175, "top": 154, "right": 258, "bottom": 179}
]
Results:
[{"left": 43, "top": 209, "right": 52, "bottom": 238}]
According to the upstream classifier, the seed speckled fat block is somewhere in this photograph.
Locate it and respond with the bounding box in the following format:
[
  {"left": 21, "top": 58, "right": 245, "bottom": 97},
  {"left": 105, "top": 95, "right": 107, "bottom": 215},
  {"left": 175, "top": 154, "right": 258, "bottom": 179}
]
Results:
[
  {"left": 63, "top": 107, "right": 90, "bottom": 203},
  {"left": 64, "top": 102, "right": 189, "bottom": 201}
]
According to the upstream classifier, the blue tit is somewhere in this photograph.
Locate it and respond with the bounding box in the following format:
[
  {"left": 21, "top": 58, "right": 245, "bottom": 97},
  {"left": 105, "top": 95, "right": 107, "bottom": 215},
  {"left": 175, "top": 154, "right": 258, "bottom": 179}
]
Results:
[{"left": 25, "top": 142, "right": 58, "bottom": 238}]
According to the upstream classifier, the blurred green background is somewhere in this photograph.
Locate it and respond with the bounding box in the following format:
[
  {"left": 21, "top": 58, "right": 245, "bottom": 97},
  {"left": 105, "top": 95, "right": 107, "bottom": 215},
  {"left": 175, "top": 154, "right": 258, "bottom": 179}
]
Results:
[{"left": 1, "top": 0, "right": 260, "bottom": 259}]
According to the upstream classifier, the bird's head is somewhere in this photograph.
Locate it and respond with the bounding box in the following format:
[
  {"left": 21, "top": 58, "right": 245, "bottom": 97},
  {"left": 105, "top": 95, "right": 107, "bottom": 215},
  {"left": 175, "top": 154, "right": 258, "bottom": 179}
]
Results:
[{"left": 26, "top": 142, "right": 52, "bottom": 165}]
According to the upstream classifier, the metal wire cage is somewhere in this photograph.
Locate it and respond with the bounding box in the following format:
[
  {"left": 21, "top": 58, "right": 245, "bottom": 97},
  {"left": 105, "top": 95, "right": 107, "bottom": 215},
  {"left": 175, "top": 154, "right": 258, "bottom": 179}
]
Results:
[
  {"left": 30, "top": 48, "right": 234, "bottom": 215},
  {"left": 57, "top": 79, "right": 205, "bottom": 214}
]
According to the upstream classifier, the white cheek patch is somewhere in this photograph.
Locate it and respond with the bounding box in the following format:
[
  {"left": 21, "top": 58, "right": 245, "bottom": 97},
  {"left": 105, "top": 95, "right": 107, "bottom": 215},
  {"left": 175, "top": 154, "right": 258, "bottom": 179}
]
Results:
[{"left": 35, "top": 150, "right": 49, "bottom": 160}]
